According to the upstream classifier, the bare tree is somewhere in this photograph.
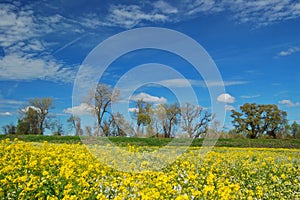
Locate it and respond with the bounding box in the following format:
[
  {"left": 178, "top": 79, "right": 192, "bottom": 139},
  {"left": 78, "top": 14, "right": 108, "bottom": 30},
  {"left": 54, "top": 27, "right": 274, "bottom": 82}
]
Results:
[
  {"left": 111, "top": 112, "right": 134, "bottom": 136},
  {"left": 181, "top": 102, "right": 213, "bottom": 138},
  {"left": 50, "top": 119, "right": 64, "bottom": 136},
  {"left": 84, "top": 126, "right": 92, "bottom": 136},
  {"left": 161, "top": 103, "right": 181, "bottom": 138},
  {"left": 85, "top": 84, "right": 119, "bottom": 136},
  {"left": 150, "top": 105, "right": 167, "bottom": 137},
  {"left": 67, "top": 115, "right": 82, "bottom": 136},
  {"left": 2, "top": 123, "right": 16, "bottom": 134}
]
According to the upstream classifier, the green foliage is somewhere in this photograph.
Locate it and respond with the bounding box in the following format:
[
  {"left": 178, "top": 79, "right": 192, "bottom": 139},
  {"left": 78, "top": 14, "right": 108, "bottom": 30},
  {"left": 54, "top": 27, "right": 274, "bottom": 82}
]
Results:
[
  {"left": 29, "top": 98, "right": 53, "bottom": 134},
  {"left": 16, "top": 119, "right": 30, "bottom": 134},
  {"left": 291, "top": 121, "right": 300, "bottom": 138},
  {"left": 231, "top": 103, "right": 287, "bottom": 139},
  {"left": 134, "top": 99, "right": 152, "bottom": 136},
  {"left": 16, "top": 98, "right": 53, "bottom": 135},
  {"left": 0, "top": 135, "right": 299, "bottom": 148}
]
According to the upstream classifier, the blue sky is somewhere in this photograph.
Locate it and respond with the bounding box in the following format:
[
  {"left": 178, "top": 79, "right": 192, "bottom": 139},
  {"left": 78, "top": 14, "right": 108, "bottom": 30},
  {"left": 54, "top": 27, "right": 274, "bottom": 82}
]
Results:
[{"left": 0, "top": 0, "right": 300, "bottom": 133}]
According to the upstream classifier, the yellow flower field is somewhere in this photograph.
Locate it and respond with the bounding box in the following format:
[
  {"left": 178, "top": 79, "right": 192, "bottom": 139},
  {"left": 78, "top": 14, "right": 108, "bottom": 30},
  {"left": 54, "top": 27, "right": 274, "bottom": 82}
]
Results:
[{"left": 0, "top": 138, "right": 299, "bottom": 199}]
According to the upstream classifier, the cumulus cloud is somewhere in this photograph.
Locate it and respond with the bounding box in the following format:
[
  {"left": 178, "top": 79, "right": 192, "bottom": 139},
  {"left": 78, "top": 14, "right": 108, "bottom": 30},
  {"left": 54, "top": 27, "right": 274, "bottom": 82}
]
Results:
[
  {"left": 21, "top": 106, "right": 41, "bottom": 113},
  {"left": 278, "top": 47, "right": 300, "bottom": 56},
  {"left": 130, "top": 93, "right": 167, "bottom": 104},
  {"left": 217, "top": 93, "right": 235, "bottom": 103},
  {"left": 279, "top": 99, "right": 300, "bottom": 107},
  {"left": 63, "top": 103, "right": 94, "bottom": 115},
  {"left": 0, "top": 112, "right": 12, "bottom": 116}
]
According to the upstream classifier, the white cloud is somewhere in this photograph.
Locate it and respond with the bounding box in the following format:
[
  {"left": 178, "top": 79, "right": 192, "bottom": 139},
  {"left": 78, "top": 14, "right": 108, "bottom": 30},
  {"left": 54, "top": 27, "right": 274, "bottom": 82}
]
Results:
[
  {"left": 223, "top": 0, "right": 300, "bottom": 26},
  {"left": 279, "top": 99, "right": 300, "bottom": 107},
  {"left": 0, "top": 112, "right": 12, "bottom": 116},
  {"left": 128, "top": 107, "right": 139, "bottom": 113},
  {"left": 205, "top": 80, "right": 248, "bottom": 87},
  {"left": 217, "top": 93, "right": 235, "bottom": 103},
  {"left": 153, "top": 0, "right": 300, "bottom": 27},
  {"left": 0, "top": 4, "right": 37, "bottom": 48},
  {"left": 0, "top": 99, "right": 24, "bottom": 106},
  {"left": 159, "top": 79, "right": 192, "bottom": 88},
  {"left": 0, "top": 54, "right": 75, "bottom": 82},
  {"left": 21, "top": 106, "right": 41, "bottom": 113},
  {"left": 63, "top": 103, "right": 94, "bottom": 115},
  {"left": 240, "top": 95, "right": 260, "bottom": 99},
  {"left": 158, "top": 78, "right": 247, "bottom": 88},
  {"left": 0, "top": 3, "right": 79, "bottom": 83},
  {"left": 104, "top": 4, "right": 168, "bottom": 28},
  {"left": 130, "top": 92, "right": 167, "bottom": 104},
  {"left": 153, "top": 1, "right": 178, "bottom": 14},
  {"left": 278, "top": 47, "right": 300, "bottom": 56},
  {"left": 225, "top": 105, "right": 235, "bottom": 111}
]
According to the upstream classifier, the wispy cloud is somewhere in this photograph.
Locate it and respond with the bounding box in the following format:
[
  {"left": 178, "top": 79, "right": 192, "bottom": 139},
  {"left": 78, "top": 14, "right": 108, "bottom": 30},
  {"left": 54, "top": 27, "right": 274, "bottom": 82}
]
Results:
[
  {"left": 278, "top": 47, "right": 300, "bottom": 56},
  {"left": 225, "top": 105, "right": 235, "bottom": 111},
  {"left": 0, "top": 98, "right": 25, "bottom": 115},
  {"left": 100, "top": 0, "right": 300, "bottom": 28},
  {"left": 1, "top": 0, "right": 299, "bottom": 82},
  {"left": 223, "top": 0, "right": 300, "bottom": 27},
  {"left": 240, "top": 95, "right": 260, "bottom": 99},
  {"left": 103, "top": 4, "right": 168, "bottom": 28},
  {"left": 153, "top": 1, "right": 178, "bottom": 14},
  {"left": 0, "top": 54, "right": 75, "bottom": 83},
  {"left": 279, "top": 99, "right": 300, "bottom": 107},
  {"left": 158, "top": 78, "right": 247, "bottom": 88},
  {"left": 0, "top": 2, "right": 81, "bottom": 83}
]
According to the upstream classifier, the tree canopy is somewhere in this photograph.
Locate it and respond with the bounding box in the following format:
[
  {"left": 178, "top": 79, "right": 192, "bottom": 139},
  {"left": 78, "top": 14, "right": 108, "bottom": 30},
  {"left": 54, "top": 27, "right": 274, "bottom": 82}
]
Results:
[{"left": 231, "top": 103, "right": 287, "bottom": 138}]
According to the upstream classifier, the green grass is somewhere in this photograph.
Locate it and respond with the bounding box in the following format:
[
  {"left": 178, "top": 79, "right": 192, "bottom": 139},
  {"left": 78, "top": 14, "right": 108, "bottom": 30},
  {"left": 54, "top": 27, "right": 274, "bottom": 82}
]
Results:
[{"left": 1, "top": 134, "right": 300, "bottom": 148}]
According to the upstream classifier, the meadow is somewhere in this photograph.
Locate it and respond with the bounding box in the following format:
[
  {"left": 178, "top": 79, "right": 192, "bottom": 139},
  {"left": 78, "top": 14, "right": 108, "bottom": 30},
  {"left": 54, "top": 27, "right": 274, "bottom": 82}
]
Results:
[
  {"left": 0, "top": 137, "right": 299, "bottom": 199},
  {"left": 0, "top": 134, "right": 300, "bottom": 148}
]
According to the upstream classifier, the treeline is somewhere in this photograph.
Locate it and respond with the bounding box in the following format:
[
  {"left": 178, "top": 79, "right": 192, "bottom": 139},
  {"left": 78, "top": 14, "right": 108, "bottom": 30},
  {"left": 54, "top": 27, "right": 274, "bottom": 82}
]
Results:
[{"left": 2, "top": 83, "right": 300, "bottom": 139}]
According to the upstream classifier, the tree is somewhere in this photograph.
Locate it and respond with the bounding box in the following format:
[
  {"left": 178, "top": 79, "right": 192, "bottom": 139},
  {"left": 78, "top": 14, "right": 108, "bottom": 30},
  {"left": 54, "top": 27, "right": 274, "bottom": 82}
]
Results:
[
  {"left": 50, "top": 119, "right": 64, "bottom": 136},
  {"left": 67, "top": 116, "right": 83, "bottom": 136},
  {"left": 28, "top": 98, "right": 53, "bottom": 134},
  {"left": 231, "top": 103, "right": 287, "bottom": 138},
  {"left": 17, "top": 107, "right": 39, "bottom": 134},
  {"left": 161, "top": 103, "right": 181, "bottom": 138},
  {"left": 133, "top": 99, "right": 152, "bottom": 136},
  {"left": 291, "top": 121, "right": 300, "bottom": 138},
  {"left": 2, "top": 123, "right": 16, "bottom": 134},
  {"left": 85, "top": 84, "right": 119, "bottom": 136},
  {"left": 181, "top": 102, "right": 213, "bottom": 138},
  {"left": 16, "top": 119, "right": 30, "bottom": 134},
  {"left": 148, "top": 105, "right": 166, "bottom": 137},
  {"left": 111, "top": 112, "right": 134, "bottom": 137},
  {"left": 84, "top": 126, "right": 92, "bottom": 136}
]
